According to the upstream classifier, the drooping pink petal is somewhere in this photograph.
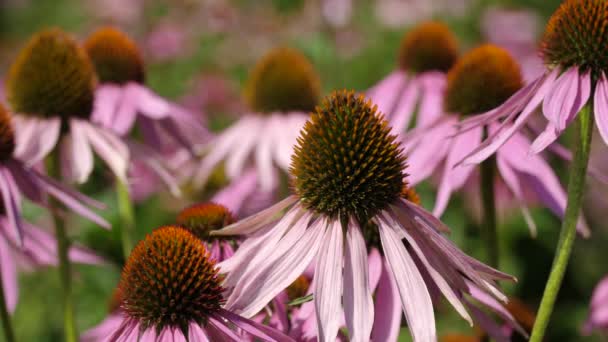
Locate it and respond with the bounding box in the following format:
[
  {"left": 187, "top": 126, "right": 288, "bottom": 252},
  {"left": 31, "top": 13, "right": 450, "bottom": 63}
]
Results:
[
  {"left": 368, "top": 247, "right": 383, "bottom": 291},
  {"left": 465, "top": 301, "right": 511, "bottom": 342},
  {"left": 212, "top": 168, "right": 258, "bottom": 215},
  {"left": 127, "top": 83, "right": 169, "bottom": 120},
  {"left": 529, "top": 122, "right": 560, "bottom": 154},
  {"left": 378, "top": 218, "right": 436, "bottom": 342},
  {"left": 371, "top": 260, "right": 402, "bottom": 342},
  {"left": 543, "top": 67, "right": 591, "bottom": 131},
  {"left": 208, "top": 316, "right": 242, "bottom": 341},
  {"left": 0, "top": 237, "right": 17, "bottom": 312},
  {"left": 273, "top": 113, "right": 308, "bottom": 172},
  {"left": 218, "top": 308, "right": 295, "bottom": 342},
  {"left": 226, "top": 217, "right": 326, "bottom": 318},
  {"left": 61, "top": 122, "right": 94, "bottom": 184},
  {"left": 211, "top": 195, "right": 298, "bottom": 236},
  {"left": 81, "top": 313, "right": 124, "bottom": 342},
  {"left": 366, "top": 71, "right": 408, "bottom": 118},
  {"left": 496, "top": 153, "right": 537, "bottom": 235},
  {"left": 396, "top": 212, "right": 472, "bottom": 325},
  {"left": 0, "top": 168, "right": 24, "bottom": 245},
  {"left": 78, "top": 120, "right": 130, "bottom": 182},
  {"left": 389, "top": 80, "right": 419, "bottom": 135},
  {"left": 91, "top": 84, "right": 122, "bottom": 128},
  {"left": 188, "top": 324, "right": 211, "bottom": 342},
  {"left": 433, "top": 126, "right": 481, "bottom": 217},
  {"left": 594, "top": 73, "right": 608, "bottom": 146},
  {"left": 314, "top": 219, "right": 344, "bottom": 342},
  {"left": 255, "top": 116, "right": 279, "bottom": 192},
  {"left": 416, "top": 72, "right": 446, "bottom": 128},
  {"left": 225, "top": 118, "right": 260, "bottom": 180},
  {"left": 13, "top": 117, "right": 61, "bottom": 166},
  {"left": 458, "top": 71, "right": 557, "bottom": 165},
  {"left": 343, "top": 219, "right": 374, "bottom": 342}
]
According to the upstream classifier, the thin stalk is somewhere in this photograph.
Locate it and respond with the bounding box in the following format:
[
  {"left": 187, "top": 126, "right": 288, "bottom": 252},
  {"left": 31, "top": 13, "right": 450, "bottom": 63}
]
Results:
[
  {"left": 529, "top": 106, "right": 593, "bottom": 342},
  {"left": 115, "top": 179, "right": 135, "bottom": 259},
  {"left": 47, "top": 151, "right": 78, "bottom": 342},
  {"left": 0, "top": 269, "right": 15, "bottom": 342},
  {"left": 480, "top": 126, "right": 499, "bottom": 268}
]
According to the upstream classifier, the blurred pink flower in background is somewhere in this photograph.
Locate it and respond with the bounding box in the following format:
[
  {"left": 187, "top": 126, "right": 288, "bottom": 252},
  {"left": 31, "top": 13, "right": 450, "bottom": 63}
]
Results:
[
  {"left": 321, "top": 0, "right": 353, "bottom": 29},
  {"left": 144, "top": 23, "right": 189, "bottom": 62},
  {"left": 583, "top": 276, "right": 608, "bottom": 335}
]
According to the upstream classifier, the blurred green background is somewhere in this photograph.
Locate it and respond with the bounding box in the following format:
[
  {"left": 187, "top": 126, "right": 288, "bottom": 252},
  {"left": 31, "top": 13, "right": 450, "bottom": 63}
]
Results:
[{"left": 0, "top": 0, "right": 606, "bottom": 341}]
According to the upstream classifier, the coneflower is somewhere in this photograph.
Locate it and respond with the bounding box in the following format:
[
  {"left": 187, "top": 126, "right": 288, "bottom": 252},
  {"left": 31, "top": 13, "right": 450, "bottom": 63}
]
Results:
[
  {"left": 109, "top": 226, "right": 293, "bottom": 341},
  {"left": 447, "top": 2, "right": 607, "bottom": 339},
  {"left": 366, "top": 21, "right": 459, "bottom": 134},
  {"left": 193, "top": 47, "right": 321, "bottom": 215},
  {"left": 212, "top": 90, "right": 515, "bottom": 342},
  {"left": 402, "top": 45, "right": 586, "bottom": 247},
  {"left": 5, "top": 28, "right": 126, "bottom": 341}
]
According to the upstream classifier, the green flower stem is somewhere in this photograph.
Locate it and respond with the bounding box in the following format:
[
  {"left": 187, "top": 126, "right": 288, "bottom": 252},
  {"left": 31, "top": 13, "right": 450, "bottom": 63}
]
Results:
[
  {"left": 480, "top": 155, "right": 499, "bottom": 268},
  {"left": 0, "top": 269, "right": 15, "bottom": 342},
  {"left": 46, "top": 151, "right": 78, "bottom": 342},
  {"left": 530, "top": 106, "right": 593, "bottom": 342},
  {"left": 115, "top": 179, "right": 135, "bottom": 259}
]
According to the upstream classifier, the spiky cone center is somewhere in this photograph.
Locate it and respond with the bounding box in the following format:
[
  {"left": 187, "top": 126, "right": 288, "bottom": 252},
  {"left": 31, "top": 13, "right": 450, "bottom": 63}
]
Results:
[
  {"left": 399, "top": 21, "right": 459, "bottom": 74},
  {"left": 84, "top": 27, "right": 145, "bottom": 85},
  {"left": 245, "top": 47, "right": 321, "bottom": 114},
  {"left": 118, "top": 226, "right": 224, "bottom": 334},
  {"left": 291, "top": 90, "right": 407, "bottom": 223},
  {"left": 286, "top": 275, "right": 311, "bottom": 301},
  {"left": 445, "top": 45, "right": 523, "bottom": 116},
  {"left": 542, "top": 0, "right": 608, "bottom": 78},
  {"left": 176, "top": 202, "right": 235, "bottom": 241},
  {"left": 6, "top": 28, "right": 96, "bottom": 121},
  {"left": 0, "top": 104, "right": 16, "bottom": 161}
]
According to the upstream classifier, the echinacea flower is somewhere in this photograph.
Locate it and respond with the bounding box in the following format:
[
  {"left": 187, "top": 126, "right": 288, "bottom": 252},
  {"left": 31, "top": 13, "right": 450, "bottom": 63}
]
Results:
[
  {"left": 6, "top": 28, "right": 129, "bottom": 184},
  {"left": 193, "top": 47, "right": 320, "bottom": 198},
  {"left": 86, "top": 27, "right": 208, "bottom": 155},
  {"left": 212, "top": 90, "right": 515, "bottom": 342},
  {"left": 366, "top": 21, "right": 459, "bottom": 134},
  {"left": 583, "top": 276, "right": 608, "bottom": 335},
  {"left": 456, "top": 0, "right": 608, "bottom": 163},
  {"left": 109, "top": 226, "right": 293, "bottom": 341},
  {"left": 175, "top": 202, "right": 236, "bottom": 262},
  {"left": 403, "top": 45, "right": 588, "bottom": 236},
  {"left": 0, "top": 102, "right": 109, "bottom": 244}
]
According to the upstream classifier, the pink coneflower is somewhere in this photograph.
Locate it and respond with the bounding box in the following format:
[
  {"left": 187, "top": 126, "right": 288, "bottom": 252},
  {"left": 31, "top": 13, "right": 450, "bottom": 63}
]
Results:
[
  {"left": 583, "top": 276, "right": 608, "bottom": 335},
  {"left": 213, "top": 90, "right": 515, "bottom": 342},
  {"left": 457, "top": 0, "right": 608, "bottom": 163},
  {"left": 5, "top": 28, "right": 129, "bottom": 184},
  {"left": 404, "top": 45, "right": 588, "bottom": 237},
  {"left": 366, "top": 22, "right": 459, "bottom": 134},
  {"left": 1, "top": 215, "right": 104, "bottom": 314},
  {"left": 86, "top": 27, "right": 208, "bottom": 155},
  {"left": 0, "top": 103, "right": 109, "bottom": 244},
  {"left": 108, "top": 226, "right": 293, "bottom": 341},
  {"left": 193, "top": 47, "right": 320, "bottom": 195}
]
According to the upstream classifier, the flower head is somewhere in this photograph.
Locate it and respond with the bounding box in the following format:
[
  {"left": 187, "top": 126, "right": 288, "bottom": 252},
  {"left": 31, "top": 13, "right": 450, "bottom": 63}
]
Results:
[
  {"left": 119, "top": 226, "right": 224, "bottom": 334},
  {"left": 445, "top": 45, "right": 523, "bottom": 115},
  {"left": 399, "top": 21, "right": 459, "bottom": 74},
  {"left": 84, "top": 26, "right": 145, "bottom": 85},
  {"left": 112, "top": 226, "right": 293, "bottom": 341},
  {"left": 542, "top": 0, "right": 608, "bottom": 77},
  {"left": 7, "top": 28, "right": 96, "bottom": 121},
  {"left": 291, "top": 90, "right": 406, "bottom": 221},
  {"left": 176, "top": 202, "right": 235, "bottom": 240},
  {"left": 245, "top": 47, "right": 320, "bottom": 113}
]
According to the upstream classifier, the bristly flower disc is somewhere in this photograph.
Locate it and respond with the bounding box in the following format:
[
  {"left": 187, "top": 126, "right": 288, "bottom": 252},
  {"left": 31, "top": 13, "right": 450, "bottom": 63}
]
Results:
[
  {"left": 0, "top": 104, "right": 15, "bottom": 162},
  {"left": 445, "top": 44, "right": 523, "bottom": 116},
  {"left": 6, "top": 28, "right": 96, "bottom": 121},
  {"left": 176, "top": 202, "right": 235, "bottom": 241},
  {"left": 119, "top": 226, "right": 224, "bottom": 334},
  {"left": 399, "top": 21, "right": 459, "bottom": 74},
  {"left": 291, "top": 90, "right": 407, "bottom": 222},
  {"left": 542, "top": 0, "right": 608, "bottom": 77},
  {"left": 245, "top": 47, "right": 321, "bottom": 114},
  {"left": 84, "top": 27, "right": 146, "bottom": 85}
]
